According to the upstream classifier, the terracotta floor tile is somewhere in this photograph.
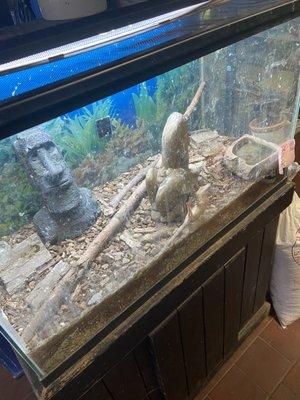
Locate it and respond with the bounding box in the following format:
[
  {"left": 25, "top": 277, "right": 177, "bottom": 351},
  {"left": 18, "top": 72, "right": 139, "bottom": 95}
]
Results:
[
  {"left": 0, "top": 366, "right": 33, "bottom": 400},
  {"left": 270, "top": 384, "right": 298, "bottom": 400},
  {"left": 260, "top": 319, "right": 300, "bottom": 361},
  {"left": 209, "top": 366, "right": 267, "bottom": 400},
  {"left": 237, "top": 338, "right": 291, "bottom": 394},
  {"left": 283, "top": 360, "right": 300, "bottom": 396},
  {"left": 287, "top": 319, "right": 300, "bottom": 341},
  {"left": 231, "top": 316, "right": 273, "bottom": 363},
  {"left": 194, "top": 317, "right": 272, "bottom": 400},
  {"left": 23, "top": 393, "right": 37, "bottom": 400}
]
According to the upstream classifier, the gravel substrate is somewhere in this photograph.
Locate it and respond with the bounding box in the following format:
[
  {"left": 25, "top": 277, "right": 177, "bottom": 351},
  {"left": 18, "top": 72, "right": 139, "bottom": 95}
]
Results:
[{"left": 0, "top": 132, "right": 252, "bottom": 352}]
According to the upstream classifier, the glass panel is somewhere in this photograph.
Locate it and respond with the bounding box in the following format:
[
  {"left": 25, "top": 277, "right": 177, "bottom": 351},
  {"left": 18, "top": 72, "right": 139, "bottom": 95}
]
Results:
[
  {"left": 0, "top": 17, "right": 299, "bottom": 376},
  {"left": 0, "top": 0, "right": 290, "bottom": 103}
]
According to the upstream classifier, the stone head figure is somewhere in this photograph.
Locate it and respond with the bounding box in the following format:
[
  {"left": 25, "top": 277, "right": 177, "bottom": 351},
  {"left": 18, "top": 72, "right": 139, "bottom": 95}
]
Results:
[
  {"left": 14, "top": 128, "right": 100, "bottom": 244},
  {"left": 14, "top": 129, "right": 79, "bottom": 214}
]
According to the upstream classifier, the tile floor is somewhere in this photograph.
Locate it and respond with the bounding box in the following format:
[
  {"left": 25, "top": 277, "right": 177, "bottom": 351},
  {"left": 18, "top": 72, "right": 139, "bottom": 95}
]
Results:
[
  {"left": 0, "top": 364, "right": 36, "bottom": 400},
  {"left": 196, "top": 316, "right": 300, "bottom": 400},
  {"left": 1, "top": 315, "right": 299, "bottom": 400}
]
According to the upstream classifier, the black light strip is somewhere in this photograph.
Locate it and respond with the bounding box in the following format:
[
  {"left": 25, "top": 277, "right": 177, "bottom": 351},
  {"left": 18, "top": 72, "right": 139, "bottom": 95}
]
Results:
[
  {"left": 0, "top": 0, "right": 298, "bottom": 139},
  {"left": 0, "top": 0, "right": 213, "bottom": 63}
]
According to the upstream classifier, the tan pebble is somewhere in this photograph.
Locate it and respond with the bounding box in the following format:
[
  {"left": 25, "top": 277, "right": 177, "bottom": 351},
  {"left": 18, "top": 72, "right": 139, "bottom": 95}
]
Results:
[{"left": 28, "top": 281, "right": 36, "bottom": 290}]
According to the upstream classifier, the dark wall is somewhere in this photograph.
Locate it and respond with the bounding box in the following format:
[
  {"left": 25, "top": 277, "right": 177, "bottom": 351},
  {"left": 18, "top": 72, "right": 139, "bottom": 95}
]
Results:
[{"left": 0, "top": 1, "right": 13, "bottom": 27}]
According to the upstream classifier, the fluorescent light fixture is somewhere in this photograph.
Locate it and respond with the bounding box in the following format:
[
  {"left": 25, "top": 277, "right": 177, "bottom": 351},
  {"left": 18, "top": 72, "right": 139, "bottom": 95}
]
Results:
[{"left": 0, "top": 2, "right": 209, "bottom": 74}]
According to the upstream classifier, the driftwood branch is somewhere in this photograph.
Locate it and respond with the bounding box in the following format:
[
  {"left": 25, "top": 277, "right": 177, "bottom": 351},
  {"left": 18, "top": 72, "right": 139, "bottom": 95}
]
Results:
[
  {"left": 184, "top": 81, "right": 206, "bottom": 120},
  {"left": 27, "top": 261, "right": 69, "bottom": 311},
  {"left": 110, "top": 156, "right": 160, "bottom": 212},
  {"left": 140, "top": 227, "right": 174, "bottom": 244},
  {"left": 22, "top": 264, "right": 86, "bottom": 343},
  {"left": 78, "top": 179, "right": 147, "bottom": 267}
]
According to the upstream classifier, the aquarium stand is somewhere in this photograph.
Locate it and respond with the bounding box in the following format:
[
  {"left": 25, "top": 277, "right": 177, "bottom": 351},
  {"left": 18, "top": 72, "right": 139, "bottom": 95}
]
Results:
[{"left": 22, "top": 180, "right": 294, "bottom": 400}]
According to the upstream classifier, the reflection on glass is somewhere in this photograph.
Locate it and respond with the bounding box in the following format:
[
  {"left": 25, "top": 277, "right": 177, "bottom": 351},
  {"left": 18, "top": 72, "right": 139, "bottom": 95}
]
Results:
[{"left": 0, "top": 18, "right": 299, "bottom": 375}]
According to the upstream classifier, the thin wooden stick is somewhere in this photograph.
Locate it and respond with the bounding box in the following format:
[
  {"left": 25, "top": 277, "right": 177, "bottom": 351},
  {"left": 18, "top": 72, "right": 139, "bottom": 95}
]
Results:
[
  {"left": 184, "top": 81, "right": 206, "bottom": 120},
  {"left": 110, "top": 155, "right": 160, "bottom": 212},
  {"left": 22, "top": 265, "right": 85, "bottom": 343},
  {"left": 78, "top": 179, "right": 147, "bottom": 267}
]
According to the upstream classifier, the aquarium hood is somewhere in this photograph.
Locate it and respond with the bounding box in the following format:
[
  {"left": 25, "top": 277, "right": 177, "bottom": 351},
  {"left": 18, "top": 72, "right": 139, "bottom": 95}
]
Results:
[
  {"left": 0, "top": 0, "right": 217, "bottom": 62},
  {"left": 0, "top": 3, "right": 208, "bottom": 75}
]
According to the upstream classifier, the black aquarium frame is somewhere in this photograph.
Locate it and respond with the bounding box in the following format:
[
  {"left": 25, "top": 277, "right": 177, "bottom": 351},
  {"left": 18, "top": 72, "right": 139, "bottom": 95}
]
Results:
[
  {"left": 0, "top": 0, "right": 211, "bottom": 58},
  {"left": 0, "top": 0, "right": 299, "bottom": 392},
  {"left": 0, "top": 0, "right": 299, "bottom": 138}
]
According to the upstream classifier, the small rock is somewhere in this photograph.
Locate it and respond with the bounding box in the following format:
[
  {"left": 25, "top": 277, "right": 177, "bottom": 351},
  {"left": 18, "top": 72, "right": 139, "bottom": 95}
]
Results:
[
  {"left": 114, "top": 253, "right": 122, "bottom": 261},
  {"left": 28, "top": 281, "right": 36, "bottom": 290},
  {"left": 100, "top": 277, "right": 110, "bottom": 287},
  {"left": 79, "top": 302, "right": 86, "bottom": 310},
  {"left": 87, "top": 293, "right": 102, "bottom": 306}
]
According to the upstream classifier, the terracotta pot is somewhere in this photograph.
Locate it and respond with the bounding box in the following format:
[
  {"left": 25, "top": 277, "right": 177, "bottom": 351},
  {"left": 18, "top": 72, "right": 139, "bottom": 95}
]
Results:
[{"left": 249, "top": 116, "right": 291, "bottom": 145}]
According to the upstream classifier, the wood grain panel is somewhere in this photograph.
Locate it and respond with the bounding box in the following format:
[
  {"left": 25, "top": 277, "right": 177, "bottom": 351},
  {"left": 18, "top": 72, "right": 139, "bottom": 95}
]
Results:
[
  {"left": 79, "top": 380, "right": 113, "bottom": 400},
  {"left": 203, "top": 268, "right": 224, "bottom": 375},
  {"left": 240, "top": 230, "right": 264, "bottom": 327},
  {"left": 149, "top": 312, "right": 188, "bottom": 400},
  {"left": 134, "top": 340, "right": 162, "bottom": 400},
  {"left": 254, "top": 218, "right": 279, "bottom": 312},
  {"left": 103, "top": 353, "right": 148, "bottom": 400},
  {"left": 178, "top": 287, "right": 206, "bottom": 394},
  {"left": 224, "top": 249, "right": 245, "bottom": 356}
]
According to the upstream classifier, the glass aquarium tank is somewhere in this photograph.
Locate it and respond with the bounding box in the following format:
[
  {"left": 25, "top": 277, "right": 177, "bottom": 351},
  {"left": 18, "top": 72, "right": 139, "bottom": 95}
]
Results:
[{"left": 0, "top": 5, "right": 299, "bottom": 379}]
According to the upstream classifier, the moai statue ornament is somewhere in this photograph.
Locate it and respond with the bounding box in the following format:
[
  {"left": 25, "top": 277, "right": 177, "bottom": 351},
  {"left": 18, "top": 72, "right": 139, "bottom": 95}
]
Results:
[
  {"left": 146, "top": 83, "right": 205, "bottom": 223},
  {"left": 14, "top": 129, "right": 100, "bottom": 244}
]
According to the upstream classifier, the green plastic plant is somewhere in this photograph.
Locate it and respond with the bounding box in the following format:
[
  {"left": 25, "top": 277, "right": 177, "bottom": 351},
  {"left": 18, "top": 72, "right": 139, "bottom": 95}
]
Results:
[
  {"left": 133, "top": 61, "right": 201, "bottom": 151},
  {"left": 0, "top": 162, "right": 42, "bottom": 237},
  {"left": 0, "top": 137, "right": 16, "bottom": 169},
  {"left": 50, "top": 99, "right": 113, "bottom": 167},
  {"left": 72, "top": 118, "right": 153, "bottom": 188}
]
